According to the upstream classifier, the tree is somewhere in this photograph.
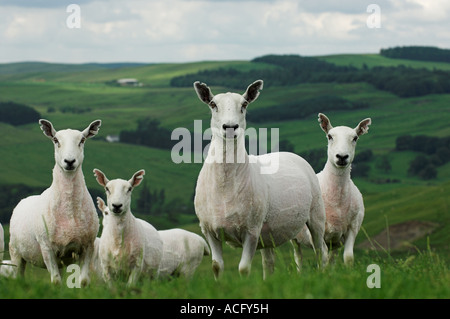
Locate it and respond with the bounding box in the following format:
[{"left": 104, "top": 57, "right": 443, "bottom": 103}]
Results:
[{"left": 376, "top": 155, "right": 392, "bottom": 173}]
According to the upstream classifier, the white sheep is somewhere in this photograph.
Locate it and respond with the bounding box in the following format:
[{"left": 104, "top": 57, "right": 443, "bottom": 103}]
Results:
[
  {"left": 295, "top": 113, "right": 371, "bottom": 265},
  {"left": 93, "top": 169, "right": 163, "bottom": 286},
  {"left": 157, "top": 228, "right": 210, "bottom": 278},
  {"left": 9, "top": 119, "right": 101, "bottom": 285},
  {"left": 193, "top": 80, "right": 328, "bottom": 279}
]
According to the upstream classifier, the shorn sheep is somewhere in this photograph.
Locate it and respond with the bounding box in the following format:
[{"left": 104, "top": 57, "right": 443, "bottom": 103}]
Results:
[
  {"left": 9, "top": 119, "right": 101, "bottom": 285},
  {"left": 193, "top": 80, "right": 328, "bottom": 279},
  {"left": 158, "top": 228, "right": 210, "bottom": 278},
  {"left": 93, "top": 169, "right": 163, "bottom": 285},
  {"left": 295, "top": 113, "right": 371, "bottom": 265}
]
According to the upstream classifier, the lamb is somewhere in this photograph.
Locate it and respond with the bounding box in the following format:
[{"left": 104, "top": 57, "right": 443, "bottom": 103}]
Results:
[
  {"left": 93, "top": 169, "right": 163, "bottom": 285},
  {"left": 9, "top": 119, "right": 101, "bottom": 285},
  {"left": 157, "top": 228, "right": 210, "bottom": 278},
  {"left": 193, "top": 80, "right": 328, "bottom": 279},
  {"left": 295, "top": 113, "right": 371, "bottom": 265}
]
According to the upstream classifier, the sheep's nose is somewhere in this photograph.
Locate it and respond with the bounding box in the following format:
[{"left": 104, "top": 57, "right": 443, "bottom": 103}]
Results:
[
  {"left": 112, "top": 203, "right": 123, "bottom": 210},
  {"left": 64, "top": 159, "right": 76, "bottom": 167},
  {"left": 336, "top": 154, "right": 349, "bottom": 161},
  {"left": 222, "top": 124, "right": 239, "bottom": 131}
]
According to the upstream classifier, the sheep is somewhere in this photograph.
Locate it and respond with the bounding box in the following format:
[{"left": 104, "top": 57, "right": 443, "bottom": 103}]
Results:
[
  {"left": 157, "top": 228, "right": 210, "bottom": 278},
  {"left": 294, "top": 113, "right": 372, "bottom": 265},
  {"left": 93, "top": 169, "right": 163, "bottom": 286},
  {"left": 193, "top": 80, "right": 328, "bottom": 279},
  {"left": 8, "top": 119, "right": 101, "bottom": 285}
]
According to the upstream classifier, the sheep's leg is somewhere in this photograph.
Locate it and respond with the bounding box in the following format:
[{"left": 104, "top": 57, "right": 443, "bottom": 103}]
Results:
[
  {"left": 79, "top": 243, "right": 93, "bottom": 287},
  {"left": 306, "top": 220, "right": 329, "bottom": 269},
  {"left": 40, "top": 245, "right": 62, "bottom": 285},
  {"left": 343, "top": 228, "right": 357, "bottom": 266},
  {"left": 127, "top": 266, "right": 141, "bottom": 287},
  {"left": 261, "top": 248, "right": 275, "bottom": 280},
  {"left": 290, "top": 239, "right": 303, "bottom": 273},
  {"left": 9, "top": 253, "right": 25, "bottom": 278},
  {"left": 205, "top": 232, "right": 223, "bottom": 280},
  {"left": 238, "top": 232, "right": 258, "bottom": 277}
]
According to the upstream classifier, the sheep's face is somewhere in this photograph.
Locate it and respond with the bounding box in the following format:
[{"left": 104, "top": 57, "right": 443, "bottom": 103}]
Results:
[
  {"left": 104, "top": 179, "right": 133, "bottom": 215},
  {"left": 194, "top": 80, "right": 263, "bottom": 141},
  {"left": 318, "top": 113, "right": 371, "bottom": 169},
  {"left": 39, "top": 119, "right": 101, "bottom": 173},
  {"left": 209, "top": 93, "right": 247, "bottom": 140},
  {"left": 52, "top": 129, "right": 87, "bottom": 172},
  {"left": 326, "top": 126, "right": 359, "bottom": 169},
  {"left": 93, "top": 169, "right": 145, "bottom": 216}
]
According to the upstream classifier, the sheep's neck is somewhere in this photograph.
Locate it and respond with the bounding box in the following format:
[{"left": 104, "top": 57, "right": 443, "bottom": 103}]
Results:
[
  {"left": 108, "top": 212, "right": 135, "bottom": 248},
  {"left": 50, "top": 164, "right": 87, "bottom": 217},
  {"left": 206, "top": 135, "right": 250, "bottom": 189},
  {"left": 321, "top": 160, "right": 352, "bottom": 202}
]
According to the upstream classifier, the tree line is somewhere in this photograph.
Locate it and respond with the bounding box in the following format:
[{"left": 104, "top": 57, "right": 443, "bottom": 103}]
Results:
[
  {"left": 0, "top": 101, "right": 41, "bottom": 126},
  {"left": 396, "top": 134, "right": 450, "bottom": 180},
  {"left": 380, "top": 46, "right": 450, "bottom": 63},
  {"left": 248, "top": 95, "right": 368, "bottom": 123},
  {"left": 119, "top": 117, "right": 173, "bottom": 150},
  {"left": 170, "top": 54, "right": 450, "bottom": 98}
]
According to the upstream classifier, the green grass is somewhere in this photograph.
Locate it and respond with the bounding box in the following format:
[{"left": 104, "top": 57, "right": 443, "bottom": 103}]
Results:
[{"left": 1, "top": 244, "right": 448, "bottom": 299}]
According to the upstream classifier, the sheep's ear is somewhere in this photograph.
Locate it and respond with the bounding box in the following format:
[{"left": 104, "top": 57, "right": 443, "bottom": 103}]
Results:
[
  {"left": 129, "top": 169, "right": 145, "bottom": 188},
  {"left": 243, "top": 80, "right": 263, "bottom": 104},
  {"left": 93, "top": 168, "right": 109, "bottom": 187},
  {"left": 355, "top": 118, "right": 372, "bottom": 136},
  {"left": 82, "top": 120, "right": 102, "bottom": 139},
  {"left": 96, "top": 197, "right": 107, "bottom": 215},
  {"left": 318, "top": 113, "right": 333, "bottom": 134},
  {"left": 194, "top": 81, "right": 214, "bottom": 105},
  {"left": 39, "top": 119, "right": 56, "bottom": 139}
]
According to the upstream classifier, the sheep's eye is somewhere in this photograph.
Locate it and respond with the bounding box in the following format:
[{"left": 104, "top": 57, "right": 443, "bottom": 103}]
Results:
[
  {"left": 127, "top": 187, "right": 132, "bottom": 193},
  {"left": 105, "top": 187, "right": 110, "bottom": 193},
  {"left": 352, "top": 136, "right": 358, "bottom": 142},
  {"left": 53, "top": 137, "right": 60, "bottom": 147},
  {"left": 209, "top": 101, "right": 217, "bottom": 110},
  {"left": 79, "top": 137, "right": 86, "bottom": 146},
  {"left": 241, "top": 101, "right": 249, "bottom": 113},
  {"left": 327, "top": 134, "right": 333, "bottom": 141}
]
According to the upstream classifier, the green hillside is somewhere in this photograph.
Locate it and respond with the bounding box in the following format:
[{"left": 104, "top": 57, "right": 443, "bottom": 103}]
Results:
[{"left": 0, "top": 53, "right": 449, "bottom": 253}]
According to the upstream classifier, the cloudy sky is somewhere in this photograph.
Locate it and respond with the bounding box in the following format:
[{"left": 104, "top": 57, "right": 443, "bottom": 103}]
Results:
[{"left": 0, "top": 0, "right": 449, "bottom": 63}]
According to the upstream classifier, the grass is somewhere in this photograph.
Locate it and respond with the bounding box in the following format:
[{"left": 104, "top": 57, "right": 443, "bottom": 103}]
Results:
[{"left": 1, "top": 244, "right": 448, "bottom": 299}]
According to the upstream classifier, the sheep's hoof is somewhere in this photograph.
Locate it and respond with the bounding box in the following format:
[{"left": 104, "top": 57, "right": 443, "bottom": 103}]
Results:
[
  {"left": 212, "top": 260, "right": 222, "bottom": 280},
  {"left": 51, "top": 275, "right": 62, "bottom": 286},
  {"left": 80, "top": 276, "right": 90, "bottom": 287},
  {"left": 238, "top": 264, "right": 251, "bottom": 277}
]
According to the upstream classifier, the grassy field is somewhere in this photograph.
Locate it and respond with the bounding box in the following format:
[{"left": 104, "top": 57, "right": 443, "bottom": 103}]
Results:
[{"left": 0, "top": 53, "right": 449, "bottom": 299}]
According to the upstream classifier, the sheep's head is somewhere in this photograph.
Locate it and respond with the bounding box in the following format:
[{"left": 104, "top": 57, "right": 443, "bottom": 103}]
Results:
[
  {"left": 93, "top": 169, "right": 145, "bottom": 215},
  {"left": 318, "top": 113, "right": 371, "bottom": 169},
  {"left": 39, "top": 119, "right": 101, "bottom": 173},
  {"left": 194, "top": 80, "right": 263, "bottom": 140}
]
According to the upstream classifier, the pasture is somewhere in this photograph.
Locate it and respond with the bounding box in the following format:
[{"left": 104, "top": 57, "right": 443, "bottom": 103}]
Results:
[{"left": 0, "top": 53, "right": 449, "bottom": 299}]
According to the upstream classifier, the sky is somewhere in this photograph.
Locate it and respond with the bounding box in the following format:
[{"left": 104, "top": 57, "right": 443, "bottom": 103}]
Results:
[{"left": 0, "top": 0, "right": 449, "bottom": 64}]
